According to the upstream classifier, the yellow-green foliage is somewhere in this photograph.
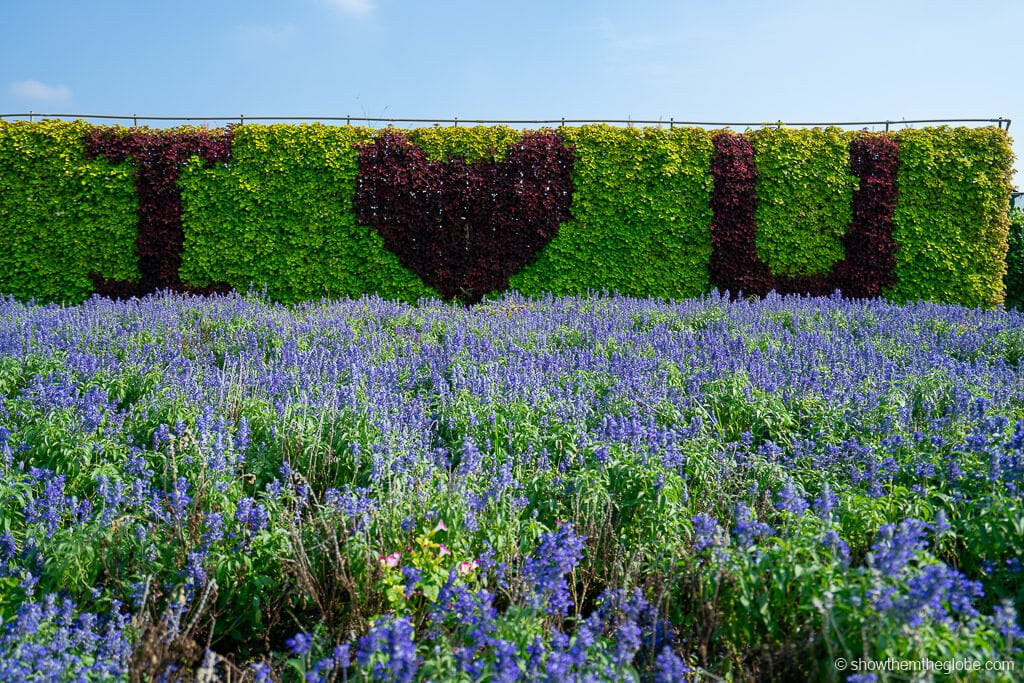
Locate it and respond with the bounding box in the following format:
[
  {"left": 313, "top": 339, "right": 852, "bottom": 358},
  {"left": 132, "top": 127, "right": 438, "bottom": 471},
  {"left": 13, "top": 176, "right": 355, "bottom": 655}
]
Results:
[
  {"left": 511, "top": 124, "right": 716, "bottom": 298},
  {"left": 179, "top": 124, "right": 437, "bottom": 304},
  {"left": 889, "top": 127, "right": 1014, "bottom": 308},
  {"left": 0, "top": 120, "right": 138, "bottom": 303},
  {"left": 0, "top": 121, "right": 1015, "bottom": 309},
  {"left": 405, "top": 125, "right": 523, "bottom": 163},
  {"left": 749, "top": 127, "right": 857, "bottom": 278}
]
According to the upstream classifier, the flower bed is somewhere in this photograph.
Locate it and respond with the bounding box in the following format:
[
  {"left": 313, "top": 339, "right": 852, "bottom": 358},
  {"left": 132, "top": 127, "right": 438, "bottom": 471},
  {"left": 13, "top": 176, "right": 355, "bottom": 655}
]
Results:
[{"left": 1, "top": 291, "right": 1022, "bottom": 681}]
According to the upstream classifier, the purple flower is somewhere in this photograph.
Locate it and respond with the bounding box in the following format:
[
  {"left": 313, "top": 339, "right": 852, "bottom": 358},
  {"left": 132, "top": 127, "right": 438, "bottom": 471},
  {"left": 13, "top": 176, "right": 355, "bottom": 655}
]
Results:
[
  {"left": 812, "top": 482, "right": 839, "bottom": 521},
  {"left": 992, "top": 599, "right": 1024, "bottom": 641},
  {"left": 820, "top": 529, "right": 850, "bottom": 566},
  {"left": 198, "top": 512, "right": 224, "bottom": 547},
  {"left": 892, "top": 562, "right": 983, "bottom": 627},
  {"left": 333, "top": 643, "right": 351, "bottom": 669},
  {"left": 521, "top": 522, "right": 585, "bottom": 617},
  {"left": 732, "top": 502, "right": 773, "bottom": 548},
  {"left": 691, "top": 513, "right": 723, "bottom": 554},
  {"left": 655, "top": 645, "right": 691, "bottom": 683},
  {"left": 775, "top": 478, "right": 809, "bottom": 517},
  {"left": 356, "top": 616, "right": 418, "bottom": 683},
  {"left": 868, "top": 518, "right": 928, "bottom": 575},
  {"left": 235, "top": 496, "right": 269, "bottom": 535},
  {"left": 286, "top": 631, "right": 314, "bottom": 656}
]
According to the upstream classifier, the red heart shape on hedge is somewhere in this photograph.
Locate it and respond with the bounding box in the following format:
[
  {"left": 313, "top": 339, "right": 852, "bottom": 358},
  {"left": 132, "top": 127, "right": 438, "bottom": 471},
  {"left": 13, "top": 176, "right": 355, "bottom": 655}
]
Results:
[{"left": 354, "top": 130, "right": 574, "bottom": 303}]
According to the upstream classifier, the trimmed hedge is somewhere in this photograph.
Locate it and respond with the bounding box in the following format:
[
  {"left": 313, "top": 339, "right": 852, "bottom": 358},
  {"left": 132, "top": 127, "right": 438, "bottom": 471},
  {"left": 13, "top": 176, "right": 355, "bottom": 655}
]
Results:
[
  {"left": 511, "top": 124, "right": 716, "bottom": 299},
  {"left": 0, "top": 121, "right": 1015, "bottom": 308},
  {"left": 889, "top": 127, "right": 1014, "bottom": 308},
  {"left": 1006, "top": 208, "right": 1024, "bottom": 310},
  {"left": 85, "top": 126, "right": 233, "bottom": 298},
  {"left": 179, "top": 124, "right": 436, "bottom": 304},
  {"left": 354, "top": 128, "right": 573, "bottom": 304},
  {"left": 748, "top": 127, "right": 857, "bottom": 278},
  {"left": 708, "top": 132, "right": 901, "bottom": 299},
  {"left": 0, "top": 120, "right": 138, "bottom": 303}
]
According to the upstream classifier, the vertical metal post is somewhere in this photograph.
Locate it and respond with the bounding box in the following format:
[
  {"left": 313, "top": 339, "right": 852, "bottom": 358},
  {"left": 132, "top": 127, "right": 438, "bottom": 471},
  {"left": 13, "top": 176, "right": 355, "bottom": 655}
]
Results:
[
  {"left": 240, "top": 115, "right": 245, "bottom": 126},
  {"left": 454, "top": 117, "right": 458, "bottom": 127},
  {"left": 670, "top": 117, "right": 674, "bottom": 130},
  {"left": 29, "top": 111, "right": 33, "bottom": 122}
]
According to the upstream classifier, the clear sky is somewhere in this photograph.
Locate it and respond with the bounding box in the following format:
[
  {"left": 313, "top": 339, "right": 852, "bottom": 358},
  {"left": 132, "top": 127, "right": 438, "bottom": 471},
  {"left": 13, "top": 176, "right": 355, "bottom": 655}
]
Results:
[{"left": 1, "top": 0, "right": 1020, "bottom": 188}]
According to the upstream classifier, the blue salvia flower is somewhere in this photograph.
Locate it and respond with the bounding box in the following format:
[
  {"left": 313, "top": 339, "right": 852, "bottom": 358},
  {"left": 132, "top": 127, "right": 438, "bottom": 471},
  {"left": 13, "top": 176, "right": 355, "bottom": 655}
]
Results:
[
  {"left": 892, "top": 563, "right": 983, "bottom": 627},
  {"left": 333, "top": 643, "right": 351, "bottom": 670},
  {"left": 812, "top": 483, "right": 839, "bottom": 522},
  {"left": 521, "top": 522, "right": 585, "bottom": 617},
  {"left": 286, "top": 631, "right": 314, "bottom": 656},
  {"left": 867, "top": 518, "right": 929, "bottom": 575},
  {"left": 356, "top": 616, "right": 418, "bottom": 683},
  {"left": 820, "top": 529, "right": 850, "bottom": 566},
  {"left": 0, "top": 594, "right": 132, "bottom": 681},
  {"left": 203, "top": 511, "right": 225, "bottom": 545},
  {"left": 235, "top": 496, "right": 269, "bottom": 536},
  {"left": 732, "top": 502, "right": 773, "bottom": 548},
  {"left": 992, "top": 599, "right": 1024, "bottom": 641},
  {"left": 654, "top": 645, "right": 691, "bottom": 683},
  {"left": 691, "top": 513, "right": 723, "bottom": 554},
  {"left": 775, "top": 478, "right": 809, "bottom": 517}
]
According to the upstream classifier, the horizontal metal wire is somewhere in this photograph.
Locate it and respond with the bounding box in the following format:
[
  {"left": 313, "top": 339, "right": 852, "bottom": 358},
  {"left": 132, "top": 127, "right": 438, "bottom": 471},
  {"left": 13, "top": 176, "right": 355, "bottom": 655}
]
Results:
[{"left": 0, "top": 112, "right": 1012, "bottom": 132}]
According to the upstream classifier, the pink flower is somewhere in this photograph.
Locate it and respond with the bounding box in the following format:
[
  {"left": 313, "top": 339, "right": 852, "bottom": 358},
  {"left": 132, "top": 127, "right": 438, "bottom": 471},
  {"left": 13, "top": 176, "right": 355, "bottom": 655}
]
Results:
[
  {"left": 379, "top": 552, "right": 401, "bottom": 568},
  {"left": 434, "top": 519, "right": 448, "bottom": 533},
  {"left": 438, "top": 544, "right": 452, "bottom": 557},
  {"left": 457, "top": 560, "right": 479, "bottom": 575}
]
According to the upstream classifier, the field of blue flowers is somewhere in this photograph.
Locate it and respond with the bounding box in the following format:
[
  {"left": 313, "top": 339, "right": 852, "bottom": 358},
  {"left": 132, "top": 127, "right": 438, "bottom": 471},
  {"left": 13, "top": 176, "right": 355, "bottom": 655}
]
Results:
[{"left": 1, "top": 289, "right": 1022, "bottom": 682}]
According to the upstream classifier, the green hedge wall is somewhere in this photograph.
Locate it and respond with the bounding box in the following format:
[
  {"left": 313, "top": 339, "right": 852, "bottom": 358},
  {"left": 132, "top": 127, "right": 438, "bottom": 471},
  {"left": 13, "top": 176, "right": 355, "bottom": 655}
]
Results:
[
  {"left": 1006, "top": 208, "right": 1024, "bottom": 311},
  {"left": 511, "top": 124, "right": 716, "bottom": 299},
  {"left": 178, "top": 123, "right": 437, "bottom": 304},
  {"left": 0, "top": 121, "right": 1015, "bottom": 308},
  {"left": 889, "top": 127, "right": 1014, "bottom": 308},
  {"left": 748, "top": 127, "right": 857, "bottom": 278},
  {"left": 0, "top": 120, "right": 138, "bottom": 303}
]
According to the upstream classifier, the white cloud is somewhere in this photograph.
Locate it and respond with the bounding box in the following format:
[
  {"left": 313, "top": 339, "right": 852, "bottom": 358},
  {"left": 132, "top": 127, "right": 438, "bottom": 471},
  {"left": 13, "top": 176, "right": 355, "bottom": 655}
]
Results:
[
  {"left": 231, "top": 23, "right": 299, "bottom": 46},
  {"left": 322, "top": 0, "right": 374, "bottom": 18},
  {"left": 8, "top": 80, "right": 73, "bottom": 105}
]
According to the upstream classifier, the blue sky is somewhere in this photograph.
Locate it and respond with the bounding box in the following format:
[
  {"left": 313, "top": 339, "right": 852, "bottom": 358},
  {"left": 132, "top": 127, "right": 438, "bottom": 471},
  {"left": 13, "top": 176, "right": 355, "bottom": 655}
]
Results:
[{"left": 2, "top": 0, "right": 1020, "bottom": 187}]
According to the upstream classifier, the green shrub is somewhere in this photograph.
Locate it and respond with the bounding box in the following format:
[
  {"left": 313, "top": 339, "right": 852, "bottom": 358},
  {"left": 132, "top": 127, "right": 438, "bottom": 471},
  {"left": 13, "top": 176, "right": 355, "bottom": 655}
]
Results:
[
  {"left": 0, "top": 120, "right": 138, "bottom": 303},
  {"left": 178, "top": 123, "right": 437, "bottom": 304},
  {"left": 749, "top": 127, "right": 857, "bottom": 277},
  {"left": 511, "top": 124, "right": 716, "bottom": 299},
  {"left": 889, "top": 127, "right": 1014, "bottom": 308},
  {"left": 1005, "top": 208, "right": 1024, "bottom": 310}
]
